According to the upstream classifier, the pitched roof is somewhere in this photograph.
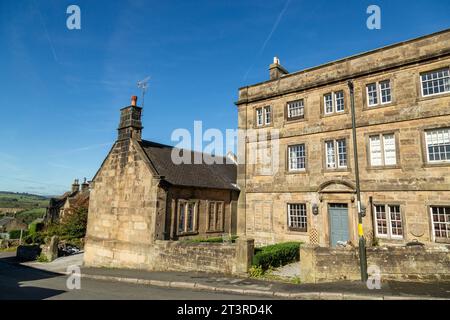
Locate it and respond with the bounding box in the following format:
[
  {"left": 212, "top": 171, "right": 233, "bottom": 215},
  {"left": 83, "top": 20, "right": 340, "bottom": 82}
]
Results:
[
  {"left": 139, "top": 140, "right": 238, "bottom": 191},
  {"left": 0, "top": 216, "right": 15, "bottom": 226}
]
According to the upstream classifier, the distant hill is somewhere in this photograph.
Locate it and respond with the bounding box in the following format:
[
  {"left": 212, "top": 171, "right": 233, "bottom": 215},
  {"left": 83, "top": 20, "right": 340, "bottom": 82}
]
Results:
[
  {"left": 0, "top": 192, "right": 50, "bottom": 225},
  {"left": 0, "top": 191, "right": 50, "bottom": 209}
]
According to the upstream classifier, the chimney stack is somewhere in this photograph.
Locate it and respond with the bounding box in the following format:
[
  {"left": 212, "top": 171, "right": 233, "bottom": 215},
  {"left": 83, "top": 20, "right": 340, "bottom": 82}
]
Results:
[
  {"left": 117, "top": 95, "right": 143, "bottom": 141},
  {"left": 71, "top": 179, "right": 80, "bottom": 193},
  {"left": 81, "top": 178, "right": 89, "bottom": 193},
  {"left": 269, "top": 56, "right": 289, "bottom": 80}
]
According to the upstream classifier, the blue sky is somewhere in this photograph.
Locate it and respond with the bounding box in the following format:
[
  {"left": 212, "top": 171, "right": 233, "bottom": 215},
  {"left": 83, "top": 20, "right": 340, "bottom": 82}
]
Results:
[{"left": 0, "top": 0, "right": 449, "bottom": 195}]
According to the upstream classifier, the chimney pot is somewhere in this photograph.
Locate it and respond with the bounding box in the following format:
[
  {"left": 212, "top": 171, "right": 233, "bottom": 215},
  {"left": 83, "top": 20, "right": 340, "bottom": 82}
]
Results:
[{"left": 131, "top": 96, "right": 138, "bottom": 106}]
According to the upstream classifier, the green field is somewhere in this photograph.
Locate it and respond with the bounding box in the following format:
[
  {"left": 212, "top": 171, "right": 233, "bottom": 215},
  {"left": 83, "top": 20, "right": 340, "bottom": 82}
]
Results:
[
  {"left": 0, "top": 192, "right": 49, "bottom": 209},
  {"left": 0, "top": 192, "right": 49, "bottom": 225},
  {"left": 14, "top": 207, "right": 47, "bottom": 225}
]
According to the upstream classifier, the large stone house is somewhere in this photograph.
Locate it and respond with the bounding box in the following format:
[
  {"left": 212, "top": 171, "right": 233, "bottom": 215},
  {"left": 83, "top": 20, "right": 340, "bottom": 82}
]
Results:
[
  {"left": 236, "top": 29, "right": 450, "bottom": 247},
  {"left": 84, "top": 96, "right": 238, "bottom": 266}
]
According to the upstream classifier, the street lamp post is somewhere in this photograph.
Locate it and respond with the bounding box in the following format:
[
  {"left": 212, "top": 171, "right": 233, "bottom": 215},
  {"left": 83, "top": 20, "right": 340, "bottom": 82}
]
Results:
[{"left": 348, "top": 80, "right": 368, "bottom": 282}]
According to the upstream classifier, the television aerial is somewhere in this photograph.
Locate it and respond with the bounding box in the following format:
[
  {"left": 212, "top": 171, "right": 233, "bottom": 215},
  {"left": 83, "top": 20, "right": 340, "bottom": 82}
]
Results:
[{"left": 137, "top": 76, "right": 150, "bottom": 108}]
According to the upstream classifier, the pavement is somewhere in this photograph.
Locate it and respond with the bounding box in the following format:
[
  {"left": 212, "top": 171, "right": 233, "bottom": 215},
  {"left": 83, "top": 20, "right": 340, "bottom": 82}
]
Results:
[
  {"left": 5, "top": 252, "right": 449, "bottom": 300},
  {"left": 0, "top": 253, "right": 270, "bottom": 300}
]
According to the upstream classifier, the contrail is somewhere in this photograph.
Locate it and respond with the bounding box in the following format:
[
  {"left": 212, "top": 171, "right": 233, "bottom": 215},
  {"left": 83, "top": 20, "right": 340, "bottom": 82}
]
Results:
[
  {"left": 32, "top": 0, "right": 59, "bottom": 63},
  {"left": 243, "top": 0, "right": 291, "bottom": 81}
]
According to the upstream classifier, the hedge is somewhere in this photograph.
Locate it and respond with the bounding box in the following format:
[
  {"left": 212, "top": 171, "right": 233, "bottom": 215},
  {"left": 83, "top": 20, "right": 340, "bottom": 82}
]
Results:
[
  {"left": 252, "top": 242, "right": 301, "bottom": 270},
  {"left": 8, "top": 229, "right": 28, "bottom": 240}
]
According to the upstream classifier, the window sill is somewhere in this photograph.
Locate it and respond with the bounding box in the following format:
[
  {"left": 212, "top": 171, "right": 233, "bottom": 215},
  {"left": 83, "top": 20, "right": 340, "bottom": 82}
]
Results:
[
  {"left": 254, "top": 124, "right": 273, "bottom": 129},
  {"left": 323, "top": 168, "right": 351, "bottom": 173},
  {"left": 320, "top": 111, "right": 348, "bottom": 118},
  {"left": 286, "top": 169, "right": 308, "bottom": 175},
  {"left": 363, "top": 102, "right": 394, "bottom": 110},
  {"left": 417, "top": 91, "right": 450, "bottom": 102},
  {"left": 177, "top": 232, "right": 199, "bottom": 237},
  {"left": 288, "top": 227, "right": 308, "bottom": 233},
  {"left": 366, "top": 165, "right": 401, "bottom": 171},
  {"left": 284, "top": 117, "right": 306, "bottom": 125},
  {"left": 434, "top": 238, "right": 450, "bottom": 244},
  {"left": 206, "top": 230, "right": 225, "bottom": 234},
  {"left": 422, "top": 162, "right": 450, "bottom": 168}
]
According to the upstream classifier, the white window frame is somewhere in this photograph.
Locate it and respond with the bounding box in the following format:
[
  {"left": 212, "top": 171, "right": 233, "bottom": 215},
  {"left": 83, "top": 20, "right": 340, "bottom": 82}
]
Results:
[
  {"left": 374, "top": 204, "right": 403, "bottom": 240},
  {"left": 325, "top": 139, "right": 347, "bottom": 169},
  {"left": 256, "top": 106, "right": 271, "bottom": 126},
  {"left": 287, "top": 203, "right": 307, "bottom": 231},
  {"left": 369, "top": 133, "right": 397, "bottom": 167},
  {"left": 287, "top": 99, "right": 304, "bottom": 119},
  {"left": 420, "top": 68, "right": 450, "bottom": 97},
  {"left": 430, "top": 206, "right": 450, "bottom": 242},
  {"left": 425, "top": 128, "right": 450, "bottom": 163},
  {"left": 288, "top": 144, "right": 306, "bottom": 172},
  {"left": 323, "top": 91, "right": 345, "bottom": 114},
  {"left": 366, "top": 80, "right": 392, "bottom": 107}
]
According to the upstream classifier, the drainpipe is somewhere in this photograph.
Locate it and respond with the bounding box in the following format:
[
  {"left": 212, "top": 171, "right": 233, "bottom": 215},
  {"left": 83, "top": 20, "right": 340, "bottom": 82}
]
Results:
[{"left": 348, "top": 80, "right": 368, "bottom": 282}]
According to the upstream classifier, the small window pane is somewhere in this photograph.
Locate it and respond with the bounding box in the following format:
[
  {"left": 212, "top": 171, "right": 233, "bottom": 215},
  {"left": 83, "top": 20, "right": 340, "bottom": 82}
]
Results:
[
  {"left": 426, "top": 128, "right": 450, "bottom": 163},
  {"left": 288, "top": 144, "right": 306, "bottom": 171},
  {"left": 375, "top": 205, "right": 388, "bottom": 235},
  {"left": 256, "top": 108, "right": 263, "bottom": 126},
  {"left": 324, "top": 93, "right": 333, "bottom": 114},
  {"left": 367, "top": 83, "right": 378, "bottom": 106},
  {"left": 431, "top": 206, "right": 450, "bottom": 239},
  {"left": 264, "top": 106, "right": 271, "bottom": 125},
  {"left": 335, "top": 91, "right": 345, "bottom": 112},
  {"left": 383, "top": 133, "right": 396, "bottom": 166},
  {"left": 287, "top": 100, "right": 304, "bottom": 119},
  {"left": 380, "top": 80, "right": 392, "bottom": 104},
  {"left": 288, "top": 203, "right": 307, "bottom": 230},
  {"left": 326, "top": 141, "right": 335, "bottom": 168},
  {"left": 421, "top": 69, "right": 450, "bottom": 96},
  {"left": 369, "top": 135, "right": 382, "bottom": 166},
  {"left": 337, "top": 139, "right": 347, "bottom": 167}
]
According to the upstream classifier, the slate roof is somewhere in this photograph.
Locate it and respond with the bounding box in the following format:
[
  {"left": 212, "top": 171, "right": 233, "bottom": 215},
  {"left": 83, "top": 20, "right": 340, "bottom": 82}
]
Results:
[
  {"left": 139, "top": 140, "right": 238, "bottom": 191},
  {"left": 0, "top": 216, "right": 14, "bottom": 227}
]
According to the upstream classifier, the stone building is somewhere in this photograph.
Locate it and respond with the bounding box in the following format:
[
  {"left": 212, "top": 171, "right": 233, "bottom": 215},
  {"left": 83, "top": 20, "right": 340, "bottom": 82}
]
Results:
[
  {"left": 0, "top": 216, "right": 27, "bottom": 233},
  {"left": 236, "top": 29, "right": 450, "bottom": 247},
  {"left": 84, "top": 96, "right": 238, "bottom": 267},
  {"left": 45, "top": 178, "right": 90, "bottom": 224}
]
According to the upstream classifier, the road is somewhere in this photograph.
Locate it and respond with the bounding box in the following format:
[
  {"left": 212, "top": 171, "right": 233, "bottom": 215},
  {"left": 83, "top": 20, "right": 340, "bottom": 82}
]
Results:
[{"left": 0, "top": 257, "right": 271, "bottom": 300}]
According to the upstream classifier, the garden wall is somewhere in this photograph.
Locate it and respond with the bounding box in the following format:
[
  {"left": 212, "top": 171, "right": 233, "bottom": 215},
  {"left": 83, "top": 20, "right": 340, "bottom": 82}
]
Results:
[
  {"left": 84, "top": 237, "right": 254, "bottom": 275},
  {"left": 300, "top": 245, "right": 450, "bottom": 283}
]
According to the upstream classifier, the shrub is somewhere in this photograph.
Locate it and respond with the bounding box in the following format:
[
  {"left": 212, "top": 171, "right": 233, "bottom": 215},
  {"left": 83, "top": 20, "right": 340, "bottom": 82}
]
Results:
[
  {"left": 252, "top": 242, "right": 301, "bottom": 271},
  {"left": 36, "top": 253, "right": 48, "bottom": 263},
  {"left": 8, "top": 229, "right": 28, "bottom": 240},
  {"left": 248, "top": 265, "right": 264, "bottom": 278},
  {"left": 23, "top": 232, "right": 45, "bottom": 245},
  {"left": 28, "top": 222, "right": 44, "bottom": 235},
  {"left": 59, "top": 207, "right": 87, "bottom": 239}
]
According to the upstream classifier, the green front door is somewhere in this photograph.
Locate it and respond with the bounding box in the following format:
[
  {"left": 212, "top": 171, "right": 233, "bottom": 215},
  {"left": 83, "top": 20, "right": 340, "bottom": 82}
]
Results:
[{"left": 329, "top": 203, "right": 349, "bottom": 247}]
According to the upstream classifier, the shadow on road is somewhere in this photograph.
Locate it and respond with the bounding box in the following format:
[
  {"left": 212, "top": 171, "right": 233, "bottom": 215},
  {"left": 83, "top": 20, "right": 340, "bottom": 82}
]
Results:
[{"left": 0, "top": 256, "right": 66, "bottom": 300}]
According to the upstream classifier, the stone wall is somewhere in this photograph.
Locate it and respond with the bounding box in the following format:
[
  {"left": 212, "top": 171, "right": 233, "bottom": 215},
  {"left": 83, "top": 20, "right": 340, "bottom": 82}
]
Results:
[
  {"left": 300, "top": 244, "right": 450, "bottom": 283},
  {"left": 84, "top": 138, "right": 161, "bottom": 267},
  {"left": 84, "top": 237, "right": 254, "bottom": 275},
  {"left": 149, "top": 241, "right": 237, "bottom": 274}
]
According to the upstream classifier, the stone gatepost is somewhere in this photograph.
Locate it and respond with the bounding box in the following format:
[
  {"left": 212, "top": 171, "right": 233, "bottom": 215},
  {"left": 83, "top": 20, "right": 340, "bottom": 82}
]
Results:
[
  {"left": 234, "top": 238, "right": 254, "bottom": 275},
  {"left": 299, "top": 244, "right": 318, "bottom": 283},
  {"left": 43, "top": 236, "right": 59, "bottom": 262}
]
